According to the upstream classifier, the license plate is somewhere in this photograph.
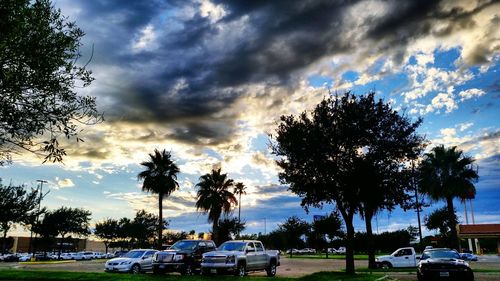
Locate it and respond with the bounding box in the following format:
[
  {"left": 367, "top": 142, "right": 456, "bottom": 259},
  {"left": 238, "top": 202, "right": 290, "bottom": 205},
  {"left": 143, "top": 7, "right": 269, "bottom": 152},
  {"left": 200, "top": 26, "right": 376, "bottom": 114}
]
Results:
[
  {"left": 439, "top": 272, "right": 449, "bottom": 277},
  {"left": 159, "top": 265, "right": 165, "bottom": 269},
  {"left": 210, "top": 269, "right": 217, "bottom": 274}
]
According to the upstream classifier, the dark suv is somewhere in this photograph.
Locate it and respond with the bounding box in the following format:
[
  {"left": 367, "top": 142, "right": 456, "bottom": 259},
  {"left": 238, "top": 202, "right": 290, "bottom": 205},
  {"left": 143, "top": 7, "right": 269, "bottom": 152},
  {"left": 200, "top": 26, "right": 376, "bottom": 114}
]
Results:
[
  {"left": 417, "top": 248, "right": 474, "bottom": 281},
  {"left": 152, "top": 240, "right": 216, "bottom": 275}
]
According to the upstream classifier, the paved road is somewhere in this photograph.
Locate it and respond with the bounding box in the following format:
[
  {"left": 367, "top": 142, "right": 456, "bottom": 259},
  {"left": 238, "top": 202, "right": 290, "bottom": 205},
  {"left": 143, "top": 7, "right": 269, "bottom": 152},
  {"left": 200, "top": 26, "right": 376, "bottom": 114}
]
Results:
[{"left": 1, "top": 256, "right": 499, "bottom": 280}]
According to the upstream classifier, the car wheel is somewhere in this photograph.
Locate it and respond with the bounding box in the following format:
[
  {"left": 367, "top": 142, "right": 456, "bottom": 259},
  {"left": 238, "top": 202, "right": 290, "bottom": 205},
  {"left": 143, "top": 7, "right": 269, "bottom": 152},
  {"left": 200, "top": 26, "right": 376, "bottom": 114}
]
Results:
[
  {"left": 181, "top": 264, "right": 193, "bottom": 276},
  {"left": 131, "top": 264, "right": 141, "bottom": 274},
  {"left": 266, "top": 263, "right": 277, "bottom": 277},
  {"left": 380, "top": 262, "right": 392, "bottom": 269},
  {"left": 234, "top": 263, "right": 246, "bottom": 277}
]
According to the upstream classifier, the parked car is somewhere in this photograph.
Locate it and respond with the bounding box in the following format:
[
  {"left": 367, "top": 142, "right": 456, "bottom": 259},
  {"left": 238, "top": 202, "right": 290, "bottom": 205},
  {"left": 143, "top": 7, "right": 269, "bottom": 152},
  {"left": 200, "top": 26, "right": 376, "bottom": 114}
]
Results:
[
  {"left": 201, "top": 240, "right": 280, "bottom": 277},
  {"left": 57, "top": 253, "right": 73, "bottom": 260},
  {"left": 302, "top": 248, "right": 316, "bottom": 254},
  {"left": 18, "top": 254, "right": 32, "bottom": 262},
  {"left": 93, "top": 252, "right": 106, "bottom": 259},
  {"left": 417, "top": 248, "right": 473, "bottom": 281},
  {"left": 152, "top": 239, "right": 216, "bottom": 275},
  {"left": 460, "top": 253, "right": 478, "bottom": 261},
  {"left": 80, "top": 251, "right": 94, "bottom": 260},
  {"left": 376, "top": 247, "right": 418, "bottom": 268},
  {"left": 1, "top": 254, "right": 19, "bottom": 262},
  {"left": 105, "top": 249, "right": 157, "bottom": 274},
  {"left": 70, "top": 252, "right": 84, "bottom": 260},
  {"left": 105, "top": 252, "right": 115, "bottom": 259}
]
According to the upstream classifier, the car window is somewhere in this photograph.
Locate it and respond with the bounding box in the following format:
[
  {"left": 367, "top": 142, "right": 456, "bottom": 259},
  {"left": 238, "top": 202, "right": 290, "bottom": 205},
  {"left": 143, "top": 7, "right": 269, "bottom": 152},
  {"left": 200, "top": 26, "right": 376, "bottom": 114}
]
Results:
[
  {"left": 208, "top": 242, "right": 216, "bottom": 249},
  {"left": 247, "top": 242, "right": 255, "bottom": 252},
  {"left": 255, "top": 242, "right": 264, "bottom": 252},
  {"left": 199, "top": 242, "right": 207, "bottom": 247},
  {"left": 123, "top": 251, "right": 145, "bottom": 259},
  {"left": 171, "top": 240, "right": 198, "bottom": 250},
  {"left": 218, "top": 242, "right": 246, "bottom": 251},
  {"left": 401, "top": 249, "right": 412, "bottom": 256},
  {"left": 146, "top": 251, "right": 156, "bottom": 257}
]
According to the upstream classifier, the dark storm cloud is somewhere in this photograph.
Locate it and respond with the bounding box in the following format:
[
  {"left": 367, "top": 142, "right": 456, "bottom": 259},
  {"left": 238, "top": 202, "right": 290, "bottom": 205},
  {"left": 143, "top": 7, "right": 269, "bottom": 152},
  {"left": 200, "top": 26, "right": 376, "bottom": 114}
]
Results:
[{"left": 67, "top": 0, "right": 496, "bottom": 145}]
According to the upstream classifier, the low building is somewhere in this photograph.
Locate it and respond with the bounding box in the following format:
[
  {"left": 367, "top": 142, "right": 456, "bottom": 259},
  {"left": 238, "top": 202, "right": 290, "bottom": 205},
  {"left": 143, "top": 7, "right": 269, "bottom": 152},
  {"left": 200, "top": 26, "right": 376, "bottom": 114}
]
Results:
[{"left": 458, "top": 224, "right": 500, "bottom": 254}]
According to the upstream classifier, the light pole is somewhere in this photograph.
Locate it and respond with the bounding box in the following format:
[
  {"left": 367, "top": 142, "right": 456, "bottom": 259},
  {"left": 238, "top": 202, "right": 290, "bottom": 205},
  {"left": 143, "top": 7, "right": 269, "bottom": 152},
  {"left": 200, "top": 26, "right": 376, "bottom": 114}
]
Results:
[{"left": 29, "top": 180, "right": 47, "bottom": 259}]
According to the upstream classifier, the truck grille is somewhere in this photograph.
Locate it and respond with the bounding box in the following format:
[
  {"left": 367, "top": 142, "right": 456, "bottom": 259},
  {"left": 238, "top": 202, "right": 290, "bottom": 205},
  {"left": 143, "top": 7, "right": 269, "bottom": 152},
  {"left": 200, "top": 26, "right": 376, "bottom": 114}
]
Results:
[
  {"left": 156, "top": 254, "right": 174, "bottom": 262},
  {"left": 203, "top": 256, "right": 226, "bottom": 264}
]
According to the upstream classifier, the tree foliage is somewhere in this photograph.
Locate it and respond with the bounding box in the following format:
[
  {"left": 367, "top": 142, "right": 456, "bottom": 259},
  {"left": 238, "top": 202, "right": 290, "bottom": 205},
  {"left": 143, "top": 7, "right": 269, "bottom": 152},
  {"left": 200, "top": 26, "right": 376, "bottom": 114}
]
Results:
[
  {"left": 94, "top": 219, "right": 119, "bottom": 254},
  {"left": 278, "top": 216, "right": 309, "bottom": 256},
  {"left": 34, "top": 206, "right": 91, "bottom": 257},
  {"left": 308, "top": 212, "right": 344, "bottom": 255},
  {"left": 272, "top": 92, "right": 423, "bottom": 273},
  {"left": 195, "top": 168, "right": 237, "bottom": 245},
  {"left": 0, "top": 0, "right": 102, "bottom": 164},
  {"left": 419, "top": 145, "right": 478, "bottom": 249},
  {"left": 425, "top": 206, "right": 458, "bottom": 238},
  {"left": 138, "top": 149, "right": 179, "bottom": 249},
  {"left": 217, "top": 216, "right": 246, "bottom": 244},
  {"left": 0, "top": 180, "right": 43, "bottom": 253}
]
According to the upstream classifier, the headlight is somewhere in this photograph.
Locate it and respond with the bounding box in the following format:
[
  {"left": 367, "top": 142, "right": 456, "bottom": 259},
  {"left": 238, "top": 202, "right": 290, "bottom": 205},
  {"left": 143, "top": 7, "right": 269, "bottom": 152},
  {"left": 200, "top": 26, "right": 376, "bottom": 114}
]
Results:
[
  {"left": 174, "top": 254, "right": 185, "bottom": 261},
  {"left": 120, "top": 261, "right": 132, "bottom": 265},
  {"left": 375, "top": 258, "right": 379, "bottom": 262}
]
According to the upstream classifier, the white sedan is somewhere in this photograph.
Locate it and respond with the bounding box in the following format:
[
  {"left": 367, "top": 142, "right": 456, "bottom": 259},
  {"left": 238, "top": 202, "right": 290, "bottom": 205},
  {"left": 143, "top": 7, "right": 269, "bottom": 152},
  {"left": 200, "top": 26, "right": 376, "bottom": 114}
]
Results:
[{"left": 105, "top": 249, "right": 157, "bottom": 274}]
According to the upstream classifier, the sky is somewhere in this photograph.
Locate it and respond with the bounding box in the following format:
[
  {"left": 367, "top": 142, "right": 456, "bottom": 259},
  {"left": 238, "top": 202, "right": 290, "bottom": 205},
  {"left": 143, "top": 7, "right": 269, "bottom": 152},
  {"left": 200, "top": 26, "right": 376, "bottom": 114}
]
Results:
[{"left": 2, "top": 0, "right": 499, "bottom": 238}]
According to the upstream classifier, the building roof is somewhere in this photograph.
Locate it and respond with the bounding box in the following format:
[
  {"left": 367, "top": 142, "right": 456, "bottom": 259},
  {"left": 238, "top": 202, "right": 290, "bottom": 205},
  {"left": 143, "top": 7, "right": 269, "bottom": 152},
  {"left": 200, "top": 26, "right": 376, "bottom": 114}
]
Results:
[{"left": 458, "top": 224, "right": 500, "bottom": 237}]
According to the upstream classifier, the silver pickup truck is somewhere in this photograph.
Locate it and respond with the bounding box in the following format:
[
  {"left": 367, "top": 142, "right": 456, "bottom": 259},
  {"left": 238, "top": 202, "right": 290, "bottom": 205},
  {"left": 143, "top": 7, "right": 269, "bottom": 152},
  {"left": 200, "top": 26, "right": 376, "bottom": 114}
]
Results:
[{"left": 201, "top": 240, "right": 280, "bottom": 277}]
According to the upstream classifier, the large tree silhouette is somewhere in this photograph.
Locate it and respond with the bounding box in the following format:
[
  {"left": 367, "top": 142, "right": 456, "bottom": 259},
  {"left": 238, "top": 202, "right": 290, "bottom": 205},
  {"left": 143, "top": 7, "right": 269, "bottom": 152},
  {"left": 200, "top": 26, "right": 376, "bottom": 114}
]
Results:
[
  {"left": 195, "top": 168, "right": 237, "bottom": 244},
  {"left": 272, "top": 92, "right": 423, "bottom": 273},
  {"left": 0, "top": 0, "right": 101, "bottom": 164},
  {"left": 138, "top": 149, "right": 179, "bottom": 249},
  {"left": 419, "top": 145, "right": 478, "bottom": 249}
]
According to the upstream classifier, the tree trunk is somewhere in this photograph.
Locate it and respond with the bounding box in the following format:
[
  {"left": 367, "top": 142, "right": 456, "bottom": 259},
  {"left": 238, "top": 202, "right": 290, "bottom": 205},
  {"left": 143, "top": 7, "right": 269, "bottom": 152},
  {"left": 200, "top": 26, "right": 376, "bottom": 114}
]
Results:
[
  {"left": 105, "top": 242, "right": 108, "bottom": 254},
  {"left": 338, "top": 205, "right": 356, "bottom": 274},
  {"left": 58, "top": 235, "right": 64, "bottom": 259},
  {"left": 446, "top": 196, "right": 459, "bottom": 249},
  {"left": 364, "top": 209, "right": 376, "bottom": 269},
  {"left": 2, "top": 229, "right": 7, "bottom": 255},
  {"left": 344, "top": 217, "right": 355, "bottom": 274},
  {"left": 158, "top": 193, "right": 163, "bottom": 250}
]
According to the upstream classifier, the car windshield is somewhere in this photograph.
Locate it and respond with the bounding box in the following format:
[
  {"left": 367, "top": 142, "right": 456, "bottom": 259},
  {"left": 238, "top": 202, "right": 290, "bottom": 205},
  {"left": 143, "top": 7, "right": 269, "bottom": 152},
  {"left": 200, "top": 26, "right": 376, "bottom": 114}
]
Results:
[
  {"left": 123, "top": 251, "right": 145, "bottom": 259},
  {"left": 218, "top": 242, "right": 246, "bottom": 251},
  {"left": 171, "top": 241, "right": 198, "bottom": 250},
  {"left": 422, "top": 250, "right": 460, "bottom": 260}
]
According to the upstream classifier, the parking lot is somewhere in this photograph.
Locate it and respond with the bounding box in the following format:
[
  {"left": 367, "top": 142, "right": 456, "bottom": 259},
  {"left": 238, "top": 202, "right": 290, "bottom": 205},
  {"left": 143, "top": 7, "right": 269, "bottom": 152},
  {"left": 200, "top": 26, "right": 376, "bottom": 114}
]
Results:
[{"left": 1, "top": 255, "right": 499, "bottom": 280}]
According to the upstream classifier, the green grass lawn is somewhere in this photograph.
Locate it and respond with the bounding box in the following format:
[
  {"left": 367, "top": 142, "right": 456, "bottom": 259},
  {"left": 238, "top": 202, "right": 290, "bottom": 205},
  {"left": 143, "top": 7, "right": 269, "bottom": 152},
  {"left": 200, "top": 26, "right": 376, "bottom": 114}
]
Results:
[
  {"left": 0, "top": 270, "right": 383, "bottom": 281},
  {"left": 288, "top": 254, "right": 369, "bottom": 260}
]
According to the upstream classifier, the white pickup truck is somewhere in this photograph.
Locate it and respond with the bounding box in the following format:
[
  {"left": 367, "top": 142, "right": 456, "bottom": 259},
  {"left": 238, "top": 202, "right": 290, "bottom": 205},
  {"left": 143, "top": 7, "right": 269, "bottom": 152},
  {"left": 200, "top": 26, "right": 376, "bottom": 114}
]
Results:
[{"left": 376, "top": 247, "right": 418, "bottom": 268}]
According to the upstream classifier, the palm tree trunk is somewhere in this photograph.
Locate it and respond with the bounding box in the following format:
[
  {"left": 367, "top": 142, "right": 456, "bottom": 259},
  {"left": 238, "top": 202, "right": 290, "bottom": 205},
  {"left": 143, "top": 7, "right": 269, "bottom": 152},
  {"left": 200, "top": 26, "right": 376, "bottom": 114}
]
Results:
[
  {"left": 238, "top": 193, "right": 242, "bottom": 223},
  {"left": 364, "top": 209, "right": 376, "bottom": 269},
  {"left": 212, "top": 220, "right": 218, "bottom": 245},
  {"left": 446, "top": 196, "right": 459, "bottom": 249},
  {"left": 158, "top": 193, "right": 163, "bottom": 250}
]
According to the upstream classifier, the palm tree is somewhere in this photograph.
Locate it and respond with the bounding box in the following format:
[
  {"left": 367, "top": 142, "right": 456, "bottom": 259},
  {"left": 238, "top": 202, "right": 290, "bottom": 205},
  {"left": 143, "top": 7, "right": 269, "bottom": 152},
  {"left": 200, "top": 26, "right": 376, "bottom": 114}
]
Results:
[
  {"left": 233, "top": 182, "right": 247, "bottom": 223},
  {"left": 138, "top": 149, "right": 179, "bottom": 249},
  {"left": 419, "top": 145, "right": 478, "bottom": 249},
  {"left": 195, "top": 168, "right": 237, "bottom": 244}
]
